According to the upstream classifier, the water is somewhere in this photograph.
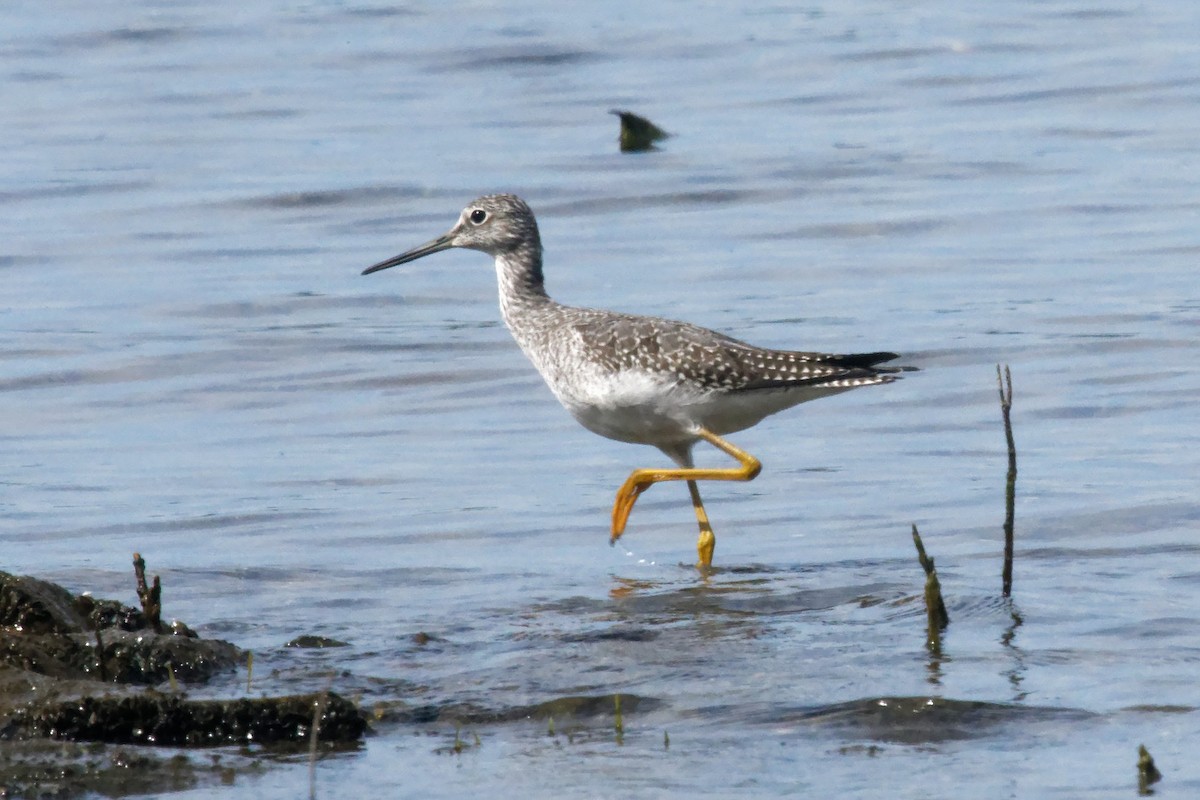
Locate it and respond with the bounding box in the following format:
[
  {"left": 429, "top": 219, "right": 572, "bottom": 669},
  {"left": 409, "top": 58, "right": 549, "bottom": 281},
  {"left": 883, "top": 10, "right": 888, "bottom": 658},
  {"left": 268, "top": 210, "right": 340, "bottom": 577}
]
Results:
[{"left": 4, "top": 0, "right": 1200, "bottom": 796}]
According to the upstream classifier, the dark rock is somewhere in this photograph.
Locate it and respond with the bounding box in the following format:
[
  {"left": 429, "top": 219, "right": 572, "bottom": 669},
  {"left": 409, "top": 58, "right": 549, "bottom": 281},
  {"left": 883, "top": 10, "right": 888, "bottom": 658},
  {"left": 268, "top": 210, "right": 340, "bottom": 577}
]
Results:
[
  {"left": 4, "top": 691, "right": 367, "bottom": 747},
  {"left": 0, "top": 572, "right": 90, "bottom": 634},
  {"left": 0, "top": 568, "right": 367, "bottom": 755}
]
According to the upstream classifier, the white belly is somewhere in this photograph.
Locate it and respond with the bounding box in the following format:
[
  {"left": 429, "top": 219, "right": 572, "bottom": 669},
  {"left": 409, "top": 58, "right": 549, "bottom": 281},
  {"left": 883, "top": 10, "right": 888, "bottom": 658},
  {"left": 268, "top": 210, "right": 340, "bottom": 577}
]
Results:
[{"left": 546, "top": 362, "right": 831, "bottom": 447}]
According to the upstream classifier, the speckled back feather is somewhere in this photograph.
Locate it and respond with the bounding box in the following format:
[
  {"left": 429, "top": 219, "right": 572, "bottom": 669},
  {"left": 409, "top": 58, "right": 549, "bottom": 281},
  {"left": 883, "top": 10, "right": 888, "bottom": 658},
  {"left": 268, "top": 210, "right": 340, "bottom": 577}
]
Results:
[{"left": 559, "top": 308, "right": 899, "bottom": 394}]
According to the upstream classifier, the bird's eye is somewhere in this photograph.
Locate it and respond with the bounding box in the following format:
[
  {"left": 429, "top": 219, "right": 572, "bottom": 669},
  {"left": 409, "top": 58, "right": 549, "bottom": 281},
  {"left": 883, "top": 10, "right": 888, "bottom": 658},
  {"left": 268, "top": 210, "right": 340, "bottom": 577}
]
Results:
[{"left": 469, "top": 209, "right": 488, "bottom": 225}]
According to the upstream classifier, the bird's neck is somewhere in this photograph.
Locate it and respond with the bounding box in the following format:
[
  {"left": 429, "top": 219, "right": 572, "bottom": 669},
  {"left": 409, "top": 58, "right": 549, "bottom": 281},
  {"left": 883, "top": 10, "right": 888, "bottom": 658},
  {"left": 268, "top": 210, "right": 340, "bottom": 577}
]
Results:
[{"left": 495, "top": 243, "right": 552, "bottom": 323}]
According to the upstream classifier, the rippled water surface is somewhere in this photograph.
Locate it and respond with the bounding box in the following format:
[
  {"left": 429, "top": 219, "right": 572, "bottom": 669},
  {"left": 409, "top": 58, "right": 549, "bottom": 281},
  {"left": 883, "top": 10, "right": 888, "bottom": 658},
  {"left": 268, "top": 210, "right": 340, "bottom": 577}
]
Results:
[{"left": 4, "top": 1, "right": 1200, "bottom": 797}]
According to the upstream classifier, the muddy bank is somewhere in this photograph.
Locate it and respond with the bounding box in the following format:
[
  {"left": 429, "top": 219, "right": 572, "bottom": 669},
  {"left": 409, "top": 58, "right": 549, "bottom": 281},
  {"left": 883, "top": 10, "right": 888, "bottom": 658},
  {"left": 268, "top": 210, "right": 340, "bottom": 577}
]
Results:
[{"left": 0, "top": 566, "right": 368, "bottom": 797}]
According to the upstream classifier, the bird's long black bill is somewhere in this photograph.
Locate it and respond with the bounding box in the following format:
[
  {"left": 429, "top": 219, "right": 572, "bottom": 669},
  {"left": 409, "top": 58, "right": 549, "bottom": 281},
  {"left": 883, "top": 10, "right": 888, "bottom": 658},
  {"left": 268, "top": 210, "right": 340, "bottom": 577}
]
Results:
[{"left": 361, "top": 233, "right": 454, "bottom": 275}]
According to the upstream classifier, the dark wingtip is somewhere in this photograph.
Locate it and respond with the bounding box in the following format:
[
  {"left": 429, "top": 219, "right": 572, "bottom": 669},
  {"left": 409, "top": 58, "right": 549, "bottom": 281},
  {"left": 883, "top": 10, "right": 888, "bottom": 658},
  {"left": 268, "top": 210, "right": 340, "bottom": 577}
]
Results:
[
  {"left": 826, "top": 351, "right": 918, "bottom": 376},
  {"left": 826, "top": 351, "right": 899, "bottom": 368}
]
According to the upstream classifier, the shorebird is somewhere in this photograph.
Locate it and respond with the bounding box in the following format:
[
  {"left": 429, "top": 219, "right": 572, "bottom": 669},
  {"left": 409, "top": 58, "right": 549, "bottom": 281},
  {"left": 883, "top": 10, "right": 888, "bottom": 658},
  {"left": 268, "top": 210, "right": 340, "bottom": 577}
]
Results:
[{"left": 363, "top": 194, "right": 901, "bottom": 567}]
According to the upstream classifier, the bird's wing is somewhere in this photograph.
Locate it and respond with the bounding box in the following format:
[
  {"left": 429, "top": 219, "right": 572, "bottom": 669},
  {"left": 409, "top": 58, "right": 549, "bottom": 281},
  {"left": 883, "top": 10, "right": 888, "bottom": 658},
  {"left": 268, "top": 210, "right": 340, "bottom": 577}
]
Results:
[{"left": 568, "top": 309, "right": 899, "bottom": 392}]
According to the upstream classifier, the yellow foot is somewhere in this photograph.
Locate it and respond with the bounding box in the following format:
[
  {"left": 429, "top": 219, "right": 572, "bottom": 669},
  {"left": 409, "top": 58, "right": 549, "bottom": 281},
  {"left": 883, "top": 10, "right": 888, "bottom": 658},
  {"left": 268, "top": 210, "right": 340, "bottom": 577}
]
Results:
[
  {"left": 611, "top": 478, "right": 652, "bottom": 544},
  {"left": 610, "top": 428, "right": 760, "bottom": 557},
  {"left": 696, "top": 529, "right": 715, "bottom": 569}
]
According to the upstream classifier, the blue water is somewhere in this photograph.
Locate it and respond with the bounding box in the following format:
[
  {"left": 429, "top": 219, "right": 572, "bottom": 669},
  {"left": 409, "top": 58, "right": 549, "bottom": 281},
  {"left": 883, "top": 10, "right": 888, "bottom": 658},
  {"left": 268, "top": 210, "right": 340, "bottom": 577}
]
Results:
[{"left": 4, "top": 1, "right": 1200, "bottom": 797}]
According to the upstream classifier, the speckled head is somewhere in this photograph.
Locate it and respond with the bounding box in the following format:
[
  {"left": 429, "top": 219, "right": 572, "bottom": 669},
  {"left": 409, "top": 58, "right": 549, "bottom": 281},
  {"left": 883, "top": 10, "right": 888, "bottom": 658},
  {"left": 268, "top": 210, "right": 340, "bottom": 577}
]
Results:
[{"left": 362, "top": 194, "right": 541, "bottom": 276}]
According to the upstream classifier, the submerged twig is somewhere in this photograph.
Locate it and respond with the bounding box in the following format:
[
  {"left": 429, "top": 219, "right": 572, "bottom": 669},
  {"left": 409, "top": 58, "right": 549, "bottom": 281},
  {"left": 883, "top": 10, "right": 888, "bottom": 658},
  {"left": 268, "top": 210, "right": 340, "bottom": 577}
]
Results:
[
  {"left": 93, "top": 628, "right": 108, "bottom": 683},
  {"left": 613, "top": 694, "right": 624, "bottom": 745},
  {"left": 912, "top": 524, "right": 949, "bottom": 648},
  {"left": 308, "top": 687, "right": 329, "bottom": 800},
  {"left": 1138, "top": 744, "right": 1162, "bottom": 794},
  {"left": 132, "top": 552, "right": 163, "bottom": 632},
  {"left": 997, "top": 365, "right": 1017, "bottom": 597}
]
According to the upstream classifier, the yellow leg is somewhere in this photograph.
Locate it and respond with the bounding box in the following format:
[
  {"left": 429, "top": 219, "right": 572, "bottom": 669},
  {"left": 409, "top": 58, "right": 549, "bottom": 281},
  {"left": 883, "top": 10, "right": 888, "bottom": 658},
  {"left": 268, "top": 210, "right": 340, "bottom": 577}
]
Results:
[
  {"left": 688, "top": 480, "right": 716, "bottom": 568},
  {"left": 610, "top": 428, "right": 762, "bottom": 565}
]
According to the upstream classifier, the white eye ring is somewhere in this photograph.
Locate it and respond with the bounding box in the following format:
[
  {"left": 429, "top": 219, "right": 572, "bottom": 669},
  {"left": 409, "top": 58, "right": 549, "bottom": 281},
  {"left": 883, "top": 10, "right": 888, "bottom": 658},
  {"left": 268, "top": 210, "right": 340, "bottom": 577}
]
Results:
[{"left": 469, "top": 209, "right": 488, "bottom": 225}]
